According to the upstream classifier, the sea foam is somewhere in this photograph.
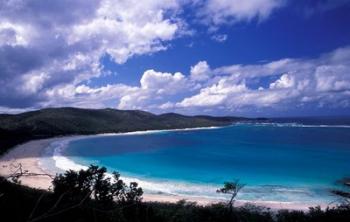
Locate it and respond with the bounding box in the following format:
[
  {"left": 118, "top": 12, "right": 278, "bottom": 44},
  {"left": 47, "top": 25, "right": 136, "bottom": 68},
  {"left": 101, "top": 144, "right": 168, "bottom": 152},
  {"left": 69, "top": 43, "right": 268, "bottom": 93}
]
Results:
[
  {"left": 236, "top": 122, "right": 350, "bottom": 128},
  {"left": 49, "top": 136, "right": 226, "bottom": 200},
  {"left": 44, "top": 133, "right": 337, "bottom": 205},
  {"left": 36, "top": 121, "right": 350, "bottom": 207}
]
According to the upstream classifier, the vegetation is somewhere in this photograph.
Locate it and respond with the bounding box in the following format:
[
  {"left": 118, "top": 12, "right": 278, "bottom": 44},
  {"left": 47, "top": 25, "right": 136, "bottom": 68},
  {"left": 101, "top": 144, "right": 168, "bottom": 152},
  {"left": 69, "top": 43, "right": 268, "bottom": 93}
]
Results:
[
  {"left": 217, "top": 180, "right": 245, "bottom": 211},
  {"left": 52, "top": 165, "right": 143, "bottom": 206},
  {"left": 1, "top": 108, "right": 349, "bottom": 221},
  {"left": 1, "top": 165, "right": 350, "bottom": 222},
  {"left": 332, "top": 178, "right": 350, "bottom": 205},
  {"left": 0, "top": 107, "right": 255, "bottom": 155}
]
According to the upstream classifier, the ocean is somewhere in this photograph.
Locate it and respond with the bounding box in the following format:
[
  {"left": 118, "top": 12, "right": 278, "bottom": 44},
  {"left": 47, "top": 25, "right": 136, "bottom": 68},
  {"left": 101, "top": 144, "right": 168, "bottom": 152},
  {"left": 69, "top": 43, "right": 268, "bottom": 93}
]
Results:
[{"left": 41, "top": 118, "right": 350, "bottom": 205}]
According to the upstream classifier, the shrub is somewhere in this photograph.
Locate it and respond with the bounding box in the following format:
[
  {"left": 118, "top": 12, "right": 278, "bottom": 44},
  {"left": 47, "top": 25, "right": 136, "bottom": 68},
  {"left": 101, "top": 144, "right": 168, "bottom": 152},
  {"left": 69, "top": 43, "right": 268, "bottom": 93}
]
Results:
[{"left": 52, "top": 165, "right": 143, "bottom": 206}]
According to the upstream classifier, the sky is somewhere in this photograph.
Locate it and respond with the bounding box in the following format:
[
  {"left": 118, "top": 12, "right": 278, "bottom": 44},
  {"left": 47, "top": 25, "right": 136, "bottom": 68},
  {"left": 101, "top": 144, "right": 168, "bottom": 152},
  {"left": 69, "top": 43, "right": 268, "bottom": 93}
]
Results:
[{"left": 0, "top": 0, "right": 350, "bottom": 117}]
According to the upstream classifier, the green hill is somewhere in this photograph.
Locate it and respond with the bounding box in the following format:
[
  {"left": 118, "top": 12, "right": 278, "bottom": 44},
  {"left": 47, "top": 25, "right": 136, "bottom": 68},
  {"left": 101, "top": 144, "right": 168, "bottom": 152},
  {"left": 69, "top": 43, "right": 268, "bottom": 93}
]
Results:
[{"left": 0, "top": 107, "right": 255, "bottom": 154}]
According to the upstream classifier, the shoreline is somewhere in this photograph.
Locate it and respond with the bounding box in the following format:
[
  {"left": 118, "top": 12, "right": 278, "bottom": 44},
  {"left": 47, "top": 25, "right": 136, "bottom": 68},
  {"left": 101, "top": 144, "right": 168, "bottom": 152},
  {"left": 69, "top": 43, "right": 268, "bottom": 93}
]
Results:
[
  {"left": 0, "top": 126, "right": 226, "bottom": 189},
  {"left": 0, "top": 129, "right": 335, "bottom": 211}
]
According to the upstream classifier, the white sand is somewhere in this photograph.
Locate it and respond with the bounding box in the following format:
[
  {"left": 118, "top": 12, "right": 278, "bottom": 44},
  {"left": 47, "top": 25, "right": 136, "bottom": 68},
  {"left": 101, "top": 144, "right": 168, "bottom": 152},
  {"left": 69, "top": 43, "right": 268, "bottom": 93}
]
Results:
[
  {"left": 0, "top": 136, "right": 331, "bottom": 211},
  {"left": 0, "top": 138, "right": 56, "bottom": 190}
]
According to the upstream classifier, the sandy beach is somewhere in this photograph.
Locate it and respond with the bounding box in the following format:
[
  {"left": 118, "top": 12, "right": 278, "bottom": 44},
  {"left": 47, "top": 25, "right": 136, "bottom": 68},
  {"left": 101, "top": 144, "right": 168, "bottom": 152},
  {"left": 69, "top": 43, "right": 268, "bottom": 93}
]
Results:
[
  {"left": 0, "top": 136, "right": 332, "bottom": 211},
  {"left": 0, "top": 138, "right": 57, "bottom": 190}
]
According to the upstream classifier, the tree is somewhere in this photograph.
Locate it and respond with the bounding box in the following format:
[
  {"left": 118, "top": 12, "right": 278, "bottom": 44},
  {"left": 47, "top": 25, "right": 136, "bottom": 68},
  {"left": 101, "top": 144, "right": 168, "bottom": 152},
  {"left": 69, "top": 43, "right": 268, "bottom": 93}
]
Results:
[
  {"left": 52, "top": 165, "right": 143, "bottom": 206},
  {"left": 125, "top": 182, "right": 143, "bottom": 203},
  {"left": 217, "top": 180, "right": 245, "bottom": 211},
  {"left": 17, "top": 166, "right": 143, "bottom": 222},
  {"left": 332, "top": 177, "right": 350, "bottom": 205}
]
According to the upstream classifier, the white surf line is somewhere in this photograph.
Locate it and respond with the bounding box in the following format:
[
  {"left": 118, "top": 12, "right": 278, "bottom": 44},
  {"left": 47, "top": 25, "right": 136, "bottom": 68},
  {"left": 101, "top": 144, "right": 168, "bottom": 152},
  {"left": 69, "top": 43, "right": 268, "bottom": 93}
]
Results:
[{"left": 235, "top": 122, "right": 350, "bottom": 128}]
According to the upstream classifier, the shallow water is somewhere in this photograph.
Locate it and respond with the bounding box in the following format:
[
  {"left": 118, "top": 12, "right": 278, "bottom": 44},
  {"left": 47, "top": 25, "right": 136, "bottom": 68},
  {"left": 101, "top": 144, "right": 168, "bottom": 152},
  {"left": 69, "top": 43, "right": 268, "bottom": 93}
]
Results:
[{"left": 43, "top": 121, "right": 350, "bottom": 205}]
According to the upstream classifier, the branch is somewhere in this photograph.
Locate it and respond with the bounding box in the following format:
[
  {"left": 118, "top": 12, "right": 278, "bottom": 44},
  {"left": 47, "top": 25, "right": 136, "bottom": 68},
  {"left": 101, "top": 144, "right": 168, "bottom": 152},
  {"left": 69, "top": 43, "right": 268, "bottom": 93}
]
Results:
[
  {"left": 6, "top": 162, "right": 54, "bottom": 183},
  {"left": 46, "top": 192, "right": 68, "bottom": 214},
  {"left": 28, "top": 191, "right": 92, "bottom": 222},
  {"left": 27, "top": 193, "right": 46, "bottom": 220}
]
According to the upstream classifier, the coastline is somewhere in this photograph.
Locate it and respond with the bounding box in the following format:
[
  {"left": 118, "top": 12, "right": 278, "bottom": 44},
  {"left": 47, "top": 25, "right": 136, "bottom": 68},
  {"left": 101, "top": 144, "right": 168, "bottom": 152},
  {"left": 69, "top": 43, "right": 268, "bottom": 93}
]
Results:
[
  {"left": 0, "top": 137, "right": 58, "bottom": 190},
  {"left": 0, "top": 126, "right": 225, "bottom": 189},
  {"left": 0, "top": 129, "right": 334, "bottom": 211}
]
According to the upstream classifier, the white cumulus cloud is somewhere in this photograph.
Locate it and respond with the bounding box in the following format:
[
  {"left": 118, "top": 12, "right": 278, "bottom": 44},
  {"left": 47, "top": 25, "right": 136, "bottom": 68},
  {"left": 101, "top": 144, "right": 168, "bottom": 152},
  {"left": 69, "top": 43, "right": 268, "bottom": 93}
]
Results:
[{"left": 198, "top": 0, "right": 285, "bottom": 27}]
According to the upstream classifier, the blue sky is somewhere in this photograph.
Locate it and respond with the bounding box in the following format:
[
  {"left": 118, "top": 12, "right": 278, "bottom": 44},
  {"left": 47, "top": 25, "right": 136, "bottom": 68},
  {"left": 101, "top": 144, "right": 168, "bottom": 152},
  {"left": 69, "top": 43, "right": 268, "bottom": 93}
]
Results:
[{"left": 0, "top": 0, "right": 350, "bottom": 117}]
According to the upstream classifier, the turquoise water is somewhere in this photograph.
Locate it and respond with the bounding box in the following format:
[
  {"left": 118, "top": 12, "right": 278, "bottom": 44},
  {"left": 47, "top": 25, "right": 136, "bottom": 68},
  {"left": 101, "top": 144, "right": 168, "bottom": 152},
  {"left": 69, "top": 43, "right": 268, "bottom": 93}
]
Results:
[{"left": 51, "top": 122, "right": 350, "bottom": 204}]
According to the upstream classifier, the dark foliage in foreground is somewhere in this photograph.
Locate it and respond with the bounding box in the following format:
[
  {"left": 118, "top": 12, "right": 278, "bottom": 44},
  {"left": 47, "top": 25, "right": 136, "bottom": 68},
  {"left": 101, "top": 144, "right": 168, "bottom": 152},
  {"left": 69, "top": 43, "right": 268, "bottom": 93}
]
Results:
[
  {"left": 0, "top": 107, "right": 255, "bottom": 155},
  {"left": 332, "top": 177, "right": 350, "bottom": 204},
  {"left": 1, "top": 166, "right": 350, "bottom": 222},
  {"left": 53, "top": 165, "right": 143, "bottom": 207}
]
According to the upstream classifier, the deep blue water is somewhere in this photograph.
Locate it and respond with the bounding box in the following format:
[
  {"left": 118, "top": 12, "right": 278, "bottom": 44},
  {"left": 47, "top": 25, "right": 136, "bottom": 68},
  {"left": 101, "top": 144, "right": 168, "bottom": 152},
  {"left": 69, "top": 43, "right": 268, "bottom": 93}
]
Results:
[{"left": 51, "top": 120, "right": 350, "bottom": 204}]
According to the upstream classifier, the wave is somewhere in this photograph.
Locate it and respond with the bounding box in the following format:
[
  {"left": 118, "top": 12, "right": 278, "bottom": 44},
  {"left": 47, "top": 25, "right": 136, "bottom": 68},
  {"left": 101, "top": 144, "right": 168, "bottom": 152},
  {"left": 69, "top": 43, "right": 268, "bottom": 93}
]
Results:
[
  {"left": 101, "top": 126, "right": 224, "bottom": 136},
  {"left": 45, "top": 138, "right": 335, "bottom": 204},
  {"left": 52, "top": 138, "right": 89, "bottom": 172},
  {"left": 42, "top": 125, "right": 225, "bottom": 171},
  {"left": 42, "top": 126, "right": 225, "bottom": 172},
  {"left": 235, "top": 122, "right": 350, "bottom": 128},
  {"left": 50, "top": 138, "right": 224, "bottom": 199}
]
